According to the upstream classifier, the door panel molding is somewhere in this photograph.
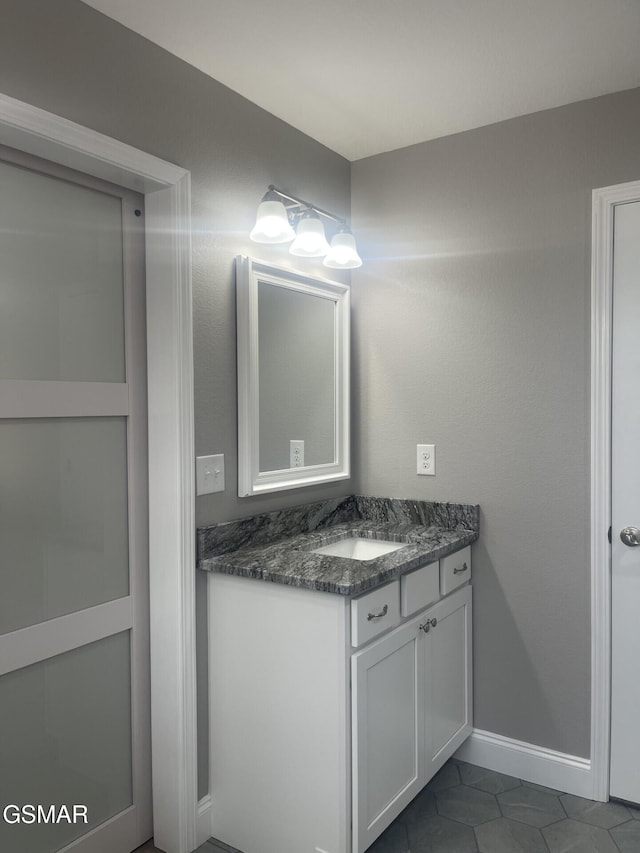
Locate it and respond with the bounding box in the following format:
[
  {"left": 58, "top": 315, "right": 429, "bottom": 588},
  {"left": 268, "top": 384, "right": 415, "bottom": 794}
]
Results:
[
  {"left": 0, "top": 93, "right": 197, "bottom": 852},
  {"left": 590, "top": 179, "right": 640, "bottom": 802},
  {"left": 0, "top": 597, "right": 133, "bottom": 676}
]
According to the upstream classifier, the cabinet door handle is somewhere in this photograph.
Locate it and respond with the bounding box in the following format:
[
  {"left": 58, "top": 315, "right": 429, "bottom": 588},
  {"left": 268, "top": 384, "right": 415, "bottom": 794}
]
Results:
[
  {"left": 453, "top": 562, "right": 468, "bottom": 575},
  {"left": 367, "top": 604, "right": 388, "bottom": 621},
  {"left": 419, "top": 617, "right": 437, "bottom": 633}
]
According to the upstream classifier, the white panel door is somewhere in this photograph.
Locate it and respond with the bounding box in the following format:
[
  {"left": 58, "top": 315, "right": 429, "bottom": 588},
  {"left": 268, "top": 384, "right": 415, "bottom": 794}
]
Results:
[
  {"left": 351, "top": 616, "right": 424, "bottom": 853},
  {"left": 610, "top": 199, "right": 640, "bottom": 805},
  {"left": 0, "top": 151, "right": 151, "bottom": 852},
  {"left": 424, "top": 585, "right": 473, "bottom": 778}
]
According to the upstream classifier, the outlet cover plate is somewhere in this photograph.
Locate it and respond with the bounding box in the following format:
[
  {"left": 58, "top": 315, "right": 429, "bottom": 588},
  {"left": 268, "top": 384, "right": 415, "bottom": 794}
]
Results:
[
  {"left": 417, "top": 444, "right": 436, "bottom": 476},
  {"left": 290, "top": 439, "right": 304, "bottom": 468}
]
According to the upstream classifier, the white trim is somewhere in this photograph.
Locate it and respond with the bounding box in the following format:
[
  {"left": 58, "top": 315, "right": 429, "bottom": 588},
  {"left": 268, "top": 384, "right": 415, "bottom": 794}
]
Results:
[
  {"left": 590, "top": 179, "right": 640, "bottom": 803},
  {"left": 455, "top": 729, "right": 592, "bottom": 798},
  {"left": 123, "top": 193, "right": 154, "bottom": 842},
  {"left": 0, "top": 93, "right": 197, "bottom": 853},
  {"left": 0, "top": 92, "right": 181, "bottom": 192},
  {"left": 145, "top": 171, "right": 198, "bottom": 853},
  {"left": 236, "top": 256, "right": 350, "bottom": 496}
]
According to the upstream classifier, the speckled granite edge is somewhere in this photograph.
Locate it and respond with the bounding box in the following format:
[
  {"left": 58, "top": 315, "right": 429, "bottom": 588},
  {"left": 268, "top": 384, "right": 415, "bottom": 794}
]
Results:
[
  {"left": 197, "top": 495, "right": 479, "bottom": 561},
  {"left": 199, "top": 522, "right": 478, "bottom": 595}
]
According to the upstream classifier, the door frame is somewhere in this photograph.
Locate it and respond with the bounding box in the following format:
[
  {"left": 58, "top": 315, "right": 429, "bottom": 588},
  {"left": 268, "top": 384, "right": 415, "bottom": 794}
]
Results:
[
  {"left": 590, "top": 178, "right": 640, "bottom": 801},
  {"left": 0, "top": 93, "right": 199, "bottom": 852}
]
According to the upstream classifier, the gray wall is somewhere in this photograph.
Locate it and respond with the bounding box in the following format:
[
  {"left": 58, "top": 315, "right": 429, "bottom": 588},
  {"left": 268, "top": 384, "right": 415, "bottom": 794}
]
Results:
[
  {"left": 0, "top": 0, "right": 351, "bottom": 800},
  {"left": 351, "top": 87, "right": 640, "bottom": 759}
]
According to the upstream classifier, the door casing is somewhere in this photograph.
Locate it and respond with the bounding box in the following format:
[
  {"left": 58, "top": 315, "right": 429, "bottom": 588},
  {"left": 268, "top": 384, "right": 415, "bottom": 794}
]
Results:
[
  {"left": 0, "top": 93, "right": 199, "bottom": 852},
  {"left": 590, "top": 178, "right": 640, "bottom": 801}
]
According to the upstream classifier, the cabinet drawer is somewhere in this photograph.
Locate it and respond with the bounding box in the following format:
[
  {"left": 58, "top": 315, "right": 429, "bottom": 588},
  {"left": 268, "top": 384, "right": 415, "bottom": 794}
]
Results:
[
  {"left": 440, "top": 546, "right": 471, "bottom": 595},
  {"left": 351, "top": 581, "right": 400, "bottom": 648},
  {"left": 400, "top": 561, "right": 440, "bottom": 617}
]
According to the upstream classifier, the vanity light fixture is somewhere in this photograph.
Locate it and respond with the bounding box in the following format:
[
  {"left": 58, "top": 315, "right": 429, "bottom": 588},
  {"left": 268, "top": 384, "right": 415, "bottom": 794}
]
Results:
[
  {"left": 249, "top": 185, "right": 362, "bottom": 267},
  {"left": 249, "top": 188, "right": 296, "bottom": 243},
  {"left": 289, "top": 210, "right": 330, "bottom": 257},
  {"left": 323, "top": 227, "right": 362, "bottom": 269}
]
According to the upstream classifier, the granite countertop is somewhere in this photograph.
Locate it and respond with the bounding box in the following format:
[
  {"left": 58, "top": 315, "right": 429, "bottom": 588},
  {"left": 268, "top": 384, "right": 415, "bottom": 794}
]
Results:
[{"left": 197, "top": 496, "right": 479, "bottom": 596}]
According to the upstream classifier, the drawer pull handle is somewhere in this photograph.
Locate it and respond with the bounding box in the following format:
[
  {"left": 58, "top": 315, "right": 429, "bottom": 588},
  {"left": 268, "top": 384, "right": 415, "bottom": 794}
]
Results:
[
  {"left": 453, "top": 562, "right": 468, "bottom": 575},
  {"left": 367, "top": 604, "right": 388, "bottom": 621},
  {"left": 420, "top": 618, "right": 437, "bottom": 633}
]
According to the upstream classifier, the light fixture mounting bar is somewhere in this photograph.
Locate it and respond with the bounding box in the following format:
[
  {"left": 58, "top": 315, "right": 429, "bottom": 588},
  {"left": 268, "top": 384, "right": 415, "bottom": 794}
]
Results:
[{"left": 268, "top": 184, "right": 347, "bottom": 227}]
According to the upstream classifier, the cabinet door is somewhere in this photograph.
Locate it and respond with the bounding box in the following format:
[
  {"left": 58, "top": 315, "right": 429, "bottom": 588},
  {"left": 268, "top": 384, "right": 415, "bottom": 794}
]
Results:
[
  {"left": 352, "top": 616, "right": 425, "bottom": 853},
  {"left": 424, "top": 585, "right": 473, "bottom": 779}
]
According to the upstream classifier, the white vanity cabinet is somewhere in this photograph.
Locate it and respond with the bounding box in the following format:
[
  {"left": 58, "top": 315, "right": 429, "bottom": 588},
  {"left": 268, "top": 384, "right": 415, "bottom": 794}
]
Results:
[
  {"left": 207, "top": 547, "right": 472, "bottom": 853},
  {"left": 351, "top": 585, "right": 472, "bottom": 853},
  {"left": 351, "top": 611, "right": 424, "bottom": 853}
]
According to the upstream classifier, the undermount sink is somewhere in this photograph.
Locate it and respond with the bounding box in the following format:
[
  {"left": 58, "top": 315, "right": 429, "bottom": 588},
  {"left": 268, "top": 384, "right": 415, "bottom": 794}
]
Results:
[{"left": 310, "top": 535, "right": 408, "bottom": 561}]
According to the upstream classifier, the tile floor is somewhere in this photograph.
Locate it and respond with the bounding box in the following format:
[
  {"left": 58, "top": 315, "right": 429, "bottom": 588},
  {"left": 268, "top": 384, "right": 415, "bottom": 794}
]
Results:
[
  {"left": 136, "top": 838, "right": 240, "bottom": 853},
  {"left": 137, "top": 758, "right": 640, "bottom": 853}
]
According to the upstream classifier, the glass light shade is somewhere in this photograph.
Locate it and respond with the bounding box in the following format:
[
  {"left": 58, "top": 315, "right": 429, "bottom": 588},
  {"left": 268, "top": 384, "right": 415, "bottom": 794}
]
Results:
[
  {"left": 289, "top": 215, "right": 330, "bottom": 257},
  {"left": 250, "top": 199, "right": 295, "bottom": 243},
  {"left": 323, "top": 231, "right": 363, "bottom": 269}
]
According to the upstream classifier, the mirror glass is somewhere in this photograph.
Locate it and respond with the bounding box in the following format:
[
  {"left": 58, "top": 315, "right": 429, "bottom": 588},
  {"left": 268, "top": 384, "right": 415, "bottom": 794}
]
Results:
[
  {"left": 258, "top": 282, "right": 335, "bottom": 471},
  {"left": 236, "top": 257, "right": 350, "bottom": 496}
]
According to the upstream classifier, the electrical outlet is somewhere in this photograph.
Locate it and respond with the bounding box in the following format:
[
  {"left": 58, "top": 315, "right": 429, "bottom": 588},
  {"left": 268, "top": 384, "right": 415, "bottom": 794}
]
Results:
[
  {"left": 196, "top": 454, "right": 225, "bottom": 494},
  {"left": 290, "top": 439, "right": 304, "bottom": 468},
  {"left": 417, "top": 444, "right": 436, "bottom": 476}
]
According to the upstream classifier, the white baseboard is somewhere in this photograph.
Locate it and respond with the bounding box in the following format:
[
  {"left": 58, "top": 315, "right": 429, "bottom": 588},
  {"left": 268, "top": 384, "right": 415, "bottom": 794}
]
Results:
[
  {"left": 455, "top": 729, "right": 595, "bottom": 800},
  {"left": 196, "top": 795, "right": 212, "bottom": 847}
]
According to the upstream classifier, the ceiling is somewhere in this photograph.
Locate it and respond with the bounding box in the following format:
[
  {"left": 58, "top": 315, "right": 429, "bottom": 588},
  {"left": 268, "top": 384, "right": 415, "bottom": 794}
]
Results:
[{"left": 81, "top": 0, "right": 640, "bottom": 161}]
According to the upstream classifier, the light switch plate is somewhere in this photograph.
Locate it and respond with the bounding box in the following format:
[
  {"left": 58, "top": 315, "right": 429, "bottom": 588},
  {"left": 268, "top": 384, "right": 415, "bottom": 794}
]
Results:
[
  {"left": 417, "top": 444, "right": 436, "bottom": 476},
  {"left": 196, "top": 454, "right": 225, "bottom": 495}
]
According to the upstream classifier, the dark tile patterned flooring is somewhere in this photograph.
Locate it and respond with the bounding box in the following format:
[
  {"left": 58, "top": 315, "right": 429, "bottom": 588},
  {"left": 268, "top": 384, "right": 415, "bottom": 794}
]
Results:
[{"left": 139, "top": 758, "right": 640, "bottom": 853}]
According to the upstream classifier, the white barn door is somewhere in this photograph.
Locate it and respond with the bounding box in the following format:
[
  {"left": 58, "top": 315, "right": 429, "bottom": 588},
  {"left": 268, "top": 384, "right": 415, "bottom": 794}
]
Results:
[{"left": 0, "top": 148, "right": 152, "bottom": 852}]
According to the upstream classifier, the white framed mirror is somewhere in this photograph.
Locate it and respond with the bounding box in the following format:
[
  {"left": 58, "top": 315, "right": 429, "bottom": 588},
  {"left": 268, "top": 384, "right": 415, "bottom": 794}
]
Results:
[{"left": 236, "top": 256, "right": 350, "bottom": 496}]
